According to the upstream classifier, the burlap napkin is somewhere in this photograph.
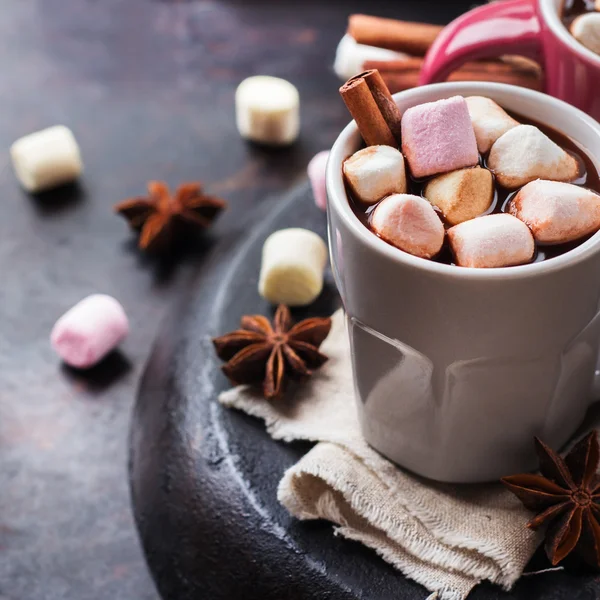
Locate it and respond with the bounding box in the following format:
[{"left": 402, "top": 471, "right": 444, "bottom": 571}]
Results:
[{"left": 219, "top": 310, "right": 542, "bottom": 600}]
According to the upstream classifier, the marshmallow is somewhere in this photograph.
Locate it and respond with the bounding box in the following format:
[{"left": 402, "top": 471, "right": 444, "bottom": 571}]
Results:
[
  {"left": 448, "top": 213, "right": 535, "bottom": 268},
  {"left": 508, "top": 180, "right": 600, "bottom": 244},
  {"left": 370, "top": 194, "right": 444, "bottom": 259},
  {"left": 258, "top": 228, "right": 328, "bottom": 306},
  {"left": 51, "top": 294, "right": 129, "bottom": 369},
  {"left": 235, "top": 76, "right": 300, "bottom": 146},
  {"left": 343, "top": 145, "right": 407, "bottom": 205},
  {"left": 465, "top": 96, "right": 519, "bottom": 154},
  {"left": 571, "top": 13, "right": 600, "bottom": 55},
  {"left": 488, "top": 125, "right": 580, "bottom": 189},
  {"left": 334, "top": 34, "right": 407, "bottom": 80},
  {"left": 308, "top": 150, "right": 329, "bottom": 211},
  {"left": 10, "top": 125, "right": 83, "bottom": 193},
  {"left": 424, "top": 166, "right": 494, "bottom": 226},
  {"left": 401, "top": 96, "right": 479, "bottom": 179}
]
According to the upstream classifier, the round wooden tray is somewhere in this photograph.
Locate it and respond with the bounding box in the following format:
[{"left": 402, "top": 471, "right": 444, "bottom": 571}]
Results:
[{"left": 129, "top": 181, "right": 597, "bottom": 599}]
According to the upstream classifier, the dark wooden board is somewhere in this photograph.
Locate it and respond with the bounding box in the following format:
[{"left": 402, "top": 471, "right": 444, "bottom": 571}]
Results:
[{"left": 130, "top": 181, "right": 600, "bottom": 600}]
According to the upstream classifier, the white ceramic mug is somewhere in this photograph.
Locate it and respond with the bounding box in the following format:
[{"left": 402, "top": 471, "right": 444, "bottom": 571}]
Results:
[{"left": 326, "top": 82, "right": 600, "bottom": 483}]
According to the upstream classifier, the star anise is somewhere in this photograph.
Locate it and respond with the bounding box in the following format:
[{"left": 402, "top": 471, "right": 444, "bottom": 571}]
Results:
[
  {"left": 114, "top": 181, "right": 227, "bottom": 252},
  {"left": 502, "top": 431, "right": 600, "bottom": 569},
  {"left": 212, "top": 304, "right": 332, "bottom": 400}
]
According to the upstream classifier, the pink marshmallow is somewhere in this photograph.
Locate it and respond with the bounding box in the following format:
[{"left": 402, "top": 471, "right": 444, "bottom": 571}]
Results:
[
  {"left": 308, "top": 150, "right": 329, "bottom": 211},
  {"left": 51, "top": 294, "right": 129, "bottom": 369},
  {"left": 401, "top": 96, "right": 479, "bottom": 179}
]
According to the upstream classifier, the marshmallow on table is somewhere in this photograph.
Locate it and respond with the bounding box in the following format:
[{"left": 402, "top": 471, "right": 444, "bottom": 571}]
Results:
[
  {"left": 401, "top": 96, "right": 479, "bottom": 179},
  {"left": 571, "top": 13, "right": 600, "bottom": 55},
  {"left": 343, "top": 145, "right": 407, "bottom": 205},
  {"left": 424, "top": 166, "right": 493, "bottom": 226},
  {"left": 308, "top": 150, "right": 329, "bottom": 211},
  {"left": 465, "top": 96, "right": 519, "bottom": 154},
  {"left": 370, "top": 194, "right": 444, "bottom": 259},
  {"left": 51, "top": 294, "right": 129, "bottom": 369},
  {"left": 333, "top": 34, "right": 407, "bottom": 80},
  {"left": 509, "top": 180, "right": 600, "bottom": 244},
  {"left": 448, "top": 213, "right": 535, "bottom": 268},
  {"left": 10, "top": 125, "right": 82, "bottom": 193},
  {"left": 488, "top": 125, "right": 580, "bottom": 189},
  {"left": 235, "top": 76, "right": 300, "bottom": 146},
  {"left": 259, "top": 228, "right": 328, "bottom": 306}
]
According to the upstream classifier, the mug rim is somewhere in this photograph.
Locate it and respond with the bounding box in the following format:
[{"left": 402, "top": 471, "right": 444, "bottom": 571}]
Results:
[
  {"left": 540, "top": 0, "right": 600, "bottom": 66},
  {"left": 326, "top": 81, "right": 600, "bottom": 281}
]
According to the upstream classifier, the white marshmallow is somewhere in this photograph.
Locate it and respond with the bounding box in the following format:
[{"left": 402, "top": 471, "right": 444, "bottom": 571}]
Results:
[
  {"left": 508, "top": 180, "right": 600, "bottom": 244},
  {"left": 370, "top": 194, "right": 444, "bottom": 259},
  {"left": 465, "top": 96, "right": 519, "bottom": 154},
  {"left": 333, "top": 34, "right": 407, "bottom": 80},
  {"left": 343, "top": 145, "right": 407, "bottom": 205},
  {"left": 488, "top": 125, "right": 580, "bottom": 189},
  {"left": 10, "top": 125, "right": 83, "bottom": 193},
  {"left": 571, "top": 13, "right": 600, "bottom": 55},
  {"left": 448, "top": 213, "right": 535, "bottom": 268},
  {"left": 258, "top": 228, "right": 328, "bottom": 306},
  {"left": 235, "top": 76, "right": 300, "bottom": 146},
  {"left": 424, "top": 166, "right": 494, "bottom": 226}
]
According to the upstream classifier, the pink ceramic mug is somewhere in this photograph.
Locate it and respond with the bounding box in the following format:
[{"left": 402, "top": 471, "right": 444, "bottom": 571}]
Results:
[{"left": 419, "top": 0, "right": 600, "bottom": 121}]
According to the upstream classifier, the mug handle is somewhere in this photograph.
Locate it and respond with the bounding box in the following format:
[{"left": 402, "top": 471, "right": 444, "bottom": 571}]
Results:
[{"left": 419, "top": 0, "right": 544, "bottom": 86}]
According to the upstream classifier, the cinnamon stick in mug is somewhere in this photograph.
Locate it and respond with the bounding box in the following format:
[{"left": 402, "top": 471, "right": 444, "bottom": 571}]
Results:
[{"left": 339, "top": 70, "right": 399, "bottom": 147}]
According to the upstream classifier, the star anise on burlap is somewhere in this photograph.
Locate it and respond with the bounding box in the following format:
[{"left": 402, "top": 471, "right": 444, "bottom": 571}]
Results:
[
  {"left": 502, "top": 431, "right": 600, "bottom": 569},
  {"left": 212, "top": 304, "right": 332, "bottom": 400},
  {"left": 114, "top": 181, "right": 227, "bottom": 252}
]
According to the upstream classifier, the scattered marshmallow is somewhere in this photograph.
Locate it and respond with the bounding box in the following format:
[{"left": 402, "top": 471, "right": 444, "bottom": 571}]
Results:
[
  {"left": 51, "top": 294, "right": 129, "bottom": 369},
  {"left": 401, "top": 96, "right": 479, "bottom": 178},
  {"left": 448, "top": 213, "right": 535, "bottom": 268},
  {"left": 465, "top": 96, "right": 519, "bottom": 154},
  {"left": 370, "top": 194, "right": 444, "bottom": 258},
  {"left": 488, "top": 125, "right": 580, "bottom": 189},
  {"left": 424, "top": 166, "right": 493, "bottom": 226},
  {"left": 343, "top": 145, "right": 407, "bottom": 205},
  {"left": 308, "top": 150, "right": 329, "bottom": 211},
  {"left": 235, "top": 76, "right": 300, "bottom": 146},
  {"left": 10, "top": 125, "right": 83, "bottom": 193},
  {"left": 508, "top": 180, "right": 600, "bottom": 244},
  {"left": 571, "top": 13, "right": 600, "bottom": 55},
  {"left": 333, "top": 34, "right": 407, "bottom": 80},
  {"left": 258, "top": 228, "right": 328, "bottom": 306}
]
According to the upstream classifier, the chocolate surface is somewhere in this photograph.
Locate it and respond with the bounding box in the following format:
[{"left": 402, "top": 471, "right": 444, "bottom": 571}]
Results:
[
  {"left": 562, "top": 0, "right": 598, "bottom": 28},
  {"left": 349, "top": 109, "right": 600, "bottom": 265}
]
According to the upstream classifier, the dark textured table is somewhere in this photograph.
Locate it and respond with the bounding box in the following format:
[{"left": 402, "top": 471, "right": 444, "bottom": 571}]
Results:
[{"left": 0, "top": 1, "right": 477, "bottom": 599}]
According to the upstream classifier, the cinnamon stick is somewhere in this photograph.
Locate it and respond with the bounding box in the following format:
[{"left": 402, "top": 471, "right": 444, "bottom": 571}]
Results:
[
  {"left": 360, "top": 69, "right": 402, "bottom": 143},
  {"left": 365, "top": 57, "right": 537, "bottom": 77},
  {"left": 377, "top": 68, "right": 542, "bottom": 95},
  {"left": 339, "top": 71, "right": 398, "bottom": 147},
  {"left": 348, "top": 15, "right": 442, "bottom": 56}
]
